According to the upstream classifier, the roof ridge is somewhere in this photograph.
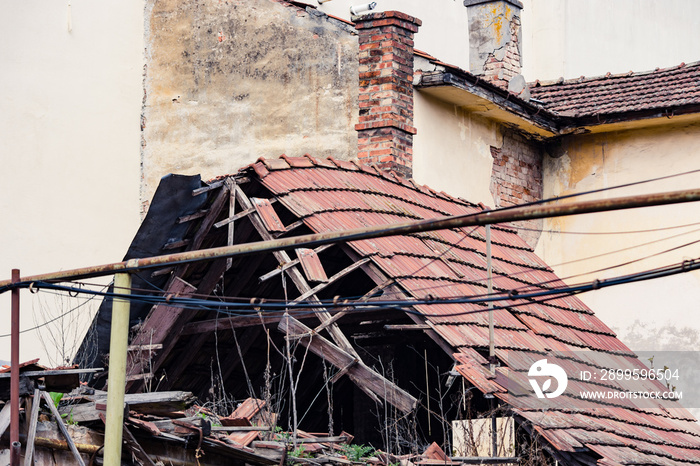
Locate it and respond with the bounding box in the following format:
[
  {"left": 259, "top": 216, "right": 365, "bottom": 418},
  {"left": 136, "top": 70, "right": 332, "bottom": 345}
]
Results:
[{"left": 530, "top": 60, "right": 700, "bottom": 88}]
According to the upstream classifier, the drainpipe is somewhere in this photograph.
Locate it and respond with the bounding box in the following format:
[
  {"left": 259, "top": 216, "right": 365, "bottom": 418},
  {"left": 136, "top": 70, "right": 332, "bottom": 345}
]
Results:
[{"left": 103, "top": 270, "right": 133, "bottom": 466}]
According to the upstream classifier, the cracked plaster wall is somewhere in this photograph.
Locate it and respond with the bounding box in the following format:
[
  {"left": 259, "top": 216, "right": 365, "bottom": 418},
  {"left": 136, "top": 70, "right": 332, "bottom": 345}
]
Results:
[
  {"left": 536, "top": 122, "right": 700, "bottom": 350},
  {"left": 141, "top": 0, "right": 358, "bottom": 207},
  {"left": 413, "top": 92, "right": 544, "bottom": 249}
]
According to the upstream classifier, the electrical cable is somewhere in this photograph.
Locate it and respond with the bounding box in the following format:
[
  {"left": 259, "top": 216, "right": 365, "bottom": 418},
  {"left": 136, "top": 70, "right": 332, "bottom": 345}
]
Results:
[{"left": 3, "top": 254, "right": 697, "bottom": 325}]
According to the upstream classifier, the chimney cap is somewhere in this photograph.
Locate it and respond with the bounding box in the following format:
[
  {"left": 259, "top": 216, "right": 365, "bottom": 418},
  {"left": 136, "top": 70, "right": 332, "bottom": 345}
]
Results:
[{"left": 464, "top": 0, "right": 523, "bottom": 8}]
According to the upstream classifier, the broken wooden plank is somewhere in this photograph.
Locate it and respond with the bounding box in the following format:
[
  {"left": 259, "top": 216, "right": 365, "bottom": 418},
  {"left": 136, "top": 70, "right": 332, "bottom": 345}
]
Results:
[
  {"left": 192, "top": 180, "right": 225, "bottom": 196},
  {"left": 384, "top": 324, "right": 432, "bottom": 331},
  {"left": 128, "top": 344, "right": 163, "bottom": 352},
  {"left": 162, "top": 239, "right": 190, "bottom": 250},
  {"left": 293, "top": 258, "right": 369, "bottom": 302},
  {"left": 41, "top": 391, "right": 86, "bottom": 466},
  {"left": 177, "top": 209, "right": 209, "bottom": 224},
  {"left": 122, "top": 424, "right": 157, "bottom": 466},
  {"left": 212, "top": 426, "right": 271, "bottom": 432},
  {"left": 126, "top": 373, "right": 154, "bottom": 382},
  {"left": 180, "top": 314, "right": 287, "bottom": 335},
  {"left": 214, "top": 206, "right": 254, "bottom": 229},
  {"left": 225, "top": 177, "right": 237, "bottom": 271},
  {"left": 24, "top": 389, "right": 41, "bottom": 466},
  {"left": 0, "top": 368, "right": 102, "bottom": 379},
  {"left": 64, "top": 391, "right": 198, "bottom": 422},
  {"left": 278, "top": 316, "right": 417, "bottom": 413},
  {"left": 151, "top": 266, "right": 175, "bottom": 278},
  {"left": 0, "top": 401, "right": 12, "bottom": 437},
  {"left": 258, "top": 244, "right": 334, "bottom": 283},
  {"left": 274, "top": 219, "right": 305, "bottom": 237},
  {"left": 294, "top": 436, "right": 350, "bottom": 444}
]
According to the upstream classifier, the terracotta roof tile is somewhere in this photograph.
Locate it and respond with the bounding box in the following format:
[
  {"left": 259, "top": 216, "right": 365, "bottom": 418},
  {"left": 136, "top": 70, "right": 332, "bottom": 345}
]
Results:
[
  {"left": 243, "top": 156, "right": 700, "bottom": 464},
  {"left": 530, "top": 61, "right": 700, "bottom": 117}
]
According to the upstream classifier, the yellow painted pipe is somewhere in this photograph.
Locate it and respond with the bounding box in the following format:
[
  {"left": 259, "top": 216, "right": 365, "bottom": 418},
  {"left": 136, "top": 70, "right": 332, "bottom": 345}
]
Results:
[{"left": 103, "top": 272, "right": 132, "bottom": 466}]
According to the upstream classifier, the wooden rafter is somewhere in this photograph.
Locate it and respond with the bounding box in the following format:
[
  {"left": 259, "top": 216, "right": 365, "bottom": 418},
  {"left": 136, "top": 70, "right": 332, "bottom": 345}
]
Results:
[
  {"left": 127, "top": 185, "right": 231, "bottom": 392},
  {"left": 278, "top": 316, "right": 417, "bottom": 413},
  {"left": 233, "top": 185, "right": 361, "bottom": 359},
  {"left": 258, "top": 244, "right": 334, "bottom": 283},
  {"left": 342, "top": 245, "right": 457, "bottom": 358},
  {"left": 292, "top": 258, "right": 369, "bottom": 303}
]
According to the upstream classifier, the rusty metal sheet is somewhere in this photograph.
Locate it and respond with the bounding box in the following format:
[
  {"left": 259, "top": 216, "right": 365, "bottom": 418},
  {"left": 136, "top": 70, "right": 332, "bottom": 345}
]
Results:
[
  {"left": 295, "top": 248, "right": 328, "bottom": 283},
  {"left": 251, "top": 197, "right": 286, "bottom": 232}
]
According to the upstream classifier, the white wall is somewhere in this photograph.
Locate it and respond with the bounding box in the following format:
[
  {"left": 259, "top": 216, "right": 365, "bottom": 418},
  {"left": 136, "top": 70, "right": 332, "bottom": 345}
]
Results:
[
  {"left": 0, "top": 1, "right": 144, "bottom": 364},
  {"left": 317, "top": 0, "right": 470, "bottom": 70},
  {"left": 520, "top": 0, "right": 700, "bottom": 80},
  {"left": 321, "top": 0, "right": 700, "bottom": 81}
]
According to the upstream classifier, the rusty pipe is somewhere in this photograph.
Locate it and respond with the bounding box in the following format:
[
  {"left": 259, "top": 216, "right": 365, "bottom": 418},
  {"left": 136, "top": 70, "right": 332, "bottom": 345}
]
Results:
[
  {"left": 10, "top": 269, "right": 20, "bottom": 466},
  {"left": 2, "top": 187, "right": 700, "bottom": 287}
]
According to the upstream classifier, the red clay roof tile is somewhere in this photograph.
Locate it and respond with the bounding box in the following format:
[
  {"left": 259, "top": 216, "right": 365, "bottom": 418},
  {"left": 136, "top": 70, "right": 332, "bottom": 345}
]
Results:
[{"left": 243, "top": 156, "right": 700, "bottom": 464}]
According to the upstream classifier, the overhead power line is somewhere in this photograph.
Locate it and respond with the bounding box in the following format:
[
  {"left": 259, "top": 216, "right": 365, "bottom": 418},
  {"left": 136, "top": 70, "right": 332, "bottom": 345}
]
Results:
[{"left": 2, "top": 186, "right": 700, "bottom": 290}]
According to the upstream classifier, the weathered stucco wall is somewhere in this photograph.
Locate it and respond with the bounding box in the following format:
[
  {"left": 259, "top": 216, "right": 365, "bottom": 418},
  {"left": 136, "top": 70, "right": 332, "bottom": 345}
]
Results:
[
  {"left": 142, "top": 0, "right": 359, "bottom": 206},
  {"left": 413, "top": 92, "right": 501, "bottom": 207},
  {"left": 0, "top": 1, "right": 144, "bottom": 364},
  {"left": 536, "top": 122, "right": 700, "bottom": 349},
  {"left": 413, "top": 92, "right": 544, "bottom": 248}
]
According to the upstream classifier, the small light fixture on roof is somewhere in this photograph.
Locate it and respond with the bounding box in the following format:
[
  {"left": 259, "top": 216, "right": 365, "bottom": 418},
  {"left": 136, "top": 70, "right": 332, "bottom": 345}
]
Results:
[
  {"left": 317, "top": 0, "right": 333, "bottom": 3},
  {"left": 350, "top": 2, "right": 377, "bottom": 15}
]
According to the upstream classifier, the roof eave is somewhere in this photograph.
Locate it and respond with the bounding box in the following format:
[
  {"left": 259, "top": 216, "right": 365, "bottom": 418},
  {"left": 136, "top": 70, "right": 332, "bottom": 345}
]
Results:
[
  {"left": 416, "top": 71, "right": 563, "bottom": 139},
  {"left": 558, "top": 104, "right": 700, "bottom": 135}
]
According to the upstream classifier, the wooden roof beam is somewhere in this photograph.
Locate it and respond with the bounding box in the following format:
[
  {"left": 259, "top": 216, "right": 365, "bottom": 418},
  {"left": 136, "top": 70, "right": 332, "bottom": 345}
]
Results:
[{"left": 278, "top": 315, "right": 417, "bottom": 413}]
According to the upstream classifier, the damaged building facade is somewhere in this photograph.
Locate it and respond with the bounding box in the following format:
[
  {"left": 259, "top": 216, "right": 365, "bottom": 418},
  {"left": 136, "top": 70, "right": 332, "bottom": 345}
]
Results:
[{"left": 3, "top": 0, "right": 700, "bottom": 464}]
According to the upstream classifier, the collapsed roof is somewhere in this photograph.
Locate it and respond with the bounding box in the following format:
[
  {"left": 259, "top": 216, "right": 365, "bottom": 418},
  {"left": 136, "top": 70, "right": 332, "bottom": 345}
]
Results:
[{"left": 79, "top": 155, "right": 700, "bottom": 465}]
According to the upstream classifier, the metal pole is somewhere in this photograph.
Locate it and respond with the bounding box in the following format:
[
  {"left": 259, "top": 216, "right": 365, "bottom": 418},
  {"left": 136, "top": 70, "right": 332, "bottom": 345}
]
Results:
[
  {"left": 10, "top": 269, "right": 20, "bottom": 466},
  {"left": 486, "top": 225, "right": 494, "bottom": 373},
  {"left": 103, "top": 272, "right": 132, "bottom": 466},
  {"left": 2, "top": 188, "right": 700, "bottom": 287},
  {"left": 485, "top": 229, "right": 497, "bottom": 457}
]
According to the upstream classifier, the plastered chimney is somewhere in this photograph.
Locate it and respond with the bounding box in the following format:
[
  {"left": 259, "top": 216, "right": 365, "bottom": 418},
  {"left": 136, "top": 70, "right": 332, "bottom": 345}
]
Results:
[{"left": 464, "top": 0, "right": 523, "bottom": 88}]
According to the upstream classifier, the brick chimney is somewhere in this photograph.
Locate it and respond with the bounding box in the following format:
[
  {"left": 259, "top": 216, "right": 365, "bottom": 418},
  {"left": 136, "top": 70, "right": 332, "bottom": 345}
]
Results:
[
  {"left": 464, "top": 0, "right": 523, "bottom": 88},
  {"left": 354, "top": 11, "right": 421, "bottom": 178}
]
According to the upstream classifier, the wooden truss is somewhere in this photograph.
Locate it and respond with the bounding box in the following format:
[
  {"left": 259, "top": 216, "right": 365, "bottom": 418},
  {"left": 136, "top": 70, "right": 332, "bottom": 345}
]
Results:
[{"left": 124, "top": 178, "right": 417, "bottom": 413}]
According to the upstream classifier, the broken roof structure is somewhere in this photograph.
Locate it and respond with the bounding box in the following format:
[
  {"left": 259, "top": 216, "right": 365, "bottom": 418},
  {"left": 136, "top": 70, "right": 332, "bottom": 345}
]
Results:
[{"left": 77, "top": 155, "right": 700, "bottom": 465}]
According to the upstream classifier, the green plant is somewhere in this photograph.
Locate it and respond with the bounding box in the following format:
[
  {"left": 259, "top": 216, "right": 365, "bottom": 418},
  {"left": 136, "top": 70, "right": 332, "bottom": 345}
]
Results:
[
  {"left": 49, "top": 392, "right": 63, "bottom": 407},
  {"left": 289, "top": 445, "right": 311, "bottom": 459},
  {"left": 340, "top": 444, "right": 375, "bottom": 461}
]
